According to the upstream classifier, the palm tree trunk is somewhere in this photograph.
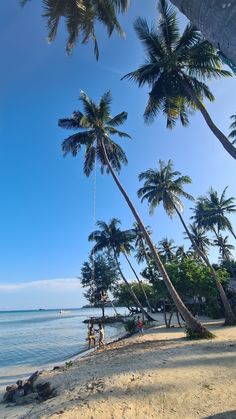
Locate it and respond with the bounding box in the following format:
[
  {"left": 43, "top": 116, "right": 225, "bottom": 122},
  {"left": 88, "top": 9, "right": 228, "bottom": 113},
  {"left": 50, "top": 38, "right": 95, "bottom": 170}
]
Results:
[
  {"left": 108, "top": 293, "right": 118, "bottom": 317},
  {"left": 181, "top": 78, "right": 236, "bottom": 159},
  {"left": 170, "top": 0, "right": 236, "bottom": 68},
  {"left": 101, "top": 139, "right": 212, "bottom": 337},
  {"left": 123, "top": 251, "right": 153, "bottom": 312},
  {"left": 113, "top": 253, "right": 154, "bottom": 322},
  {"left": 173, "top": 202, "right": 236, "bottom": 325},
  {"left": 139, "top": 239, "right": 157, "bottom": 285},
  {"left": 229, "top": 227, "right": 236, "bottom": 241}
]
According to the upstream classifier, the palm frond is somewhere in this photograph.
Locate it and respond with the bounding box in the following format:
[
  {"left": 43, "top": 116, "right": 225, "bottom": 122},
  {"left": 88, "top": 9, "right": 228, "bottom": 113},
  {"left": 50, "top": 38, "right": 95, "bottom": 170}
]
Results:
[
  {"left": 107, "top": 111, "right": 128, "bottom": 127},
  {"left": 62, "top": 131, "right": 93, "bottom": 156},
  {"left": 158, "top": 0, "right": 179, "bottom": 51},
  {"left": 106, "top": 127, "right": 131, "bottom": 138}
]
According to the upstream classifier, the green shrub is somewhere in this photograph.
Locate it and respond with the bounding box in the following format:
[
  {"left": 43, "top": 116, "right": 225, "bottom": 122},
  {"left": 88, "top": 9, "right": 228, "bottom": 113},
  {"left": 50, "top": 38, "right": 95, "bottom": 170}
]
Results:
[
  {"left": 185, "top": 327, "right": 215, "bottom": 340},
  {"left": 207, "top": 302, "right": 224, "bottom": 319},
  {"left": 124, "top": 318, "right": 137, "bottom": 334},
  {"left": 65, "top": 361, "right": 73, "bottom": 368}
]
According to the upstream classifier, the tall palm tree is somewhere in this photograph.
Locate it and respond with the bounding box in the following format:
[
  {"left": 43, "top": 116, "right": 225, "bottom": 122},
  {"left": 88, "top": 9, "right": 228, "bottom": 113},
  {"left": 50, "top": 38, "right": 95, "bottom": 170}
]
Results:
[
  {"left": 131, "top": 222, "right": 152, "bottom": 263},
  {"left": 214, "top": 235, "right": 235, "bottom": 263},
  {"left": 193, "top": 188, "right": 236, "bottom": 241},
  {"left": 184, "top": 223, "right": 211, "bottom": 256},
  {"left": 59, "top": 90, "right": 212, "bottom": 337},
  {"left": 138, "top": 159, "right": 236, "bottom": 325},
  {"left": 214, "top": 234, "right": 236, "bottom": 280},
  {"left": 158, "top": 238, "right": 176, "bottom": 263},
  {"left": 175, "top": 245, "right": 187, "bottom": 262},
  {"left": 88, "top": 219, "right": 153, "bottom": 320},
  {"left": 122, "top": 0, "right": 236, "bottom": 159},
  {"left": 229, "top": 115, "right": 236, "bottom": 145},
  {"left": 21, "top": 0, "right": 129, "bottom": 59},
  {"left": 170, "top": 0, "right": 236, "bottom": 69},
  {"left": 132, "top": 222, "right": 158, "bottom": 287}
]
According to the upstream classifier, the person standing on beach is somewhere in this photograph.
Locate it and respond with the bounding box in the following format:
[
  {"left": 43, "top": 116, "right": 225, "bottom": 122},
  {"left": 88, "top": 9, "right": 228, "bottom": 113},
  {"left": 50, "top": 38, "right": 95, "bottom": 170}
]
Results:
[
  {"left": 98, "top": 323, "right": 105, "bottom": 348},
  {"left": 137, "top": 316, "right": 144, "bottom": 337},
  {"left": 88, "top": 319, "right": 96, "bottom": 350}
]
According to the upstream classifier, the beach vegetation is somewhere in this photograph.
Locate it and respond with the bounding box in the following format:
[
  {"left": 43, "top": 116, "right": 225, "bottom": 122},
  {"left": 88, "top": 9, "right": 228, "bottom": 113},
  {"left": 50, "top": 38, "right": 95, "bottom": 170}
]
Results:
[
  {"left": 89, "top": 218, "right": 153, "bottom": 313},
  {"left": 81, "top": 252, "right": 118, "bottom": 318},
  {"left": 124, "top": 318, "right": 137, "bottom": 334},
  {"left": 138, "top": 159, "right": 236, "bottom": 325},
  {"left": 88, "top": 218, "right": 153, "bottom": 321},
  {"left": 185, "top": 326, "right": 215, "bottom": 340}
]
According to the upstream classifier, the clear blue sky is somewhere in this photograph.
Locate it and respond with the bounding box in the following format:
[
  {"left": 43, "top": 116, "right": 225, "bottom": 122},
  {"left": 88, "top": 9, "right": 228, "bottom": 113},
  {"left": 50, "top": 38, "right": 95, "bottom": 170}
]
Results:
[{"left": 0, "top": 0, "right": 236, "bottom": 309}]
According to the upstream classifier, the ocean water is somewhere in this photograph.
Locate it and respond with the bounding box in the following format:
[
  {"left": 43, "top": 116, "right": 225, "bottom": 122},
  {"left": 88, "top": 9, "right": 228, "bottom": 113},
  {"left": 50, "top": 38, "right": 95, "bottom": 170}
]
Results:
[{"left": 0, "top": 307, "right": 127, "bottom": 388}]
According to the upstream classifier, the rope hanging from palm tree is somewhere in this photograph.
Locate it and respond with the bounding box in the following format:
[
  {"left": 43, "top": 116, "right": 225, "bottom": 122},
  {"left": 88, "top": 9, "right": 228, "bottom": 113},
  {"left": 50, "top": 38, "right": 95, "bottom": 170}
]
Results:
[{"left": 91, "top": 155, "right": 97, "bottom": 304}]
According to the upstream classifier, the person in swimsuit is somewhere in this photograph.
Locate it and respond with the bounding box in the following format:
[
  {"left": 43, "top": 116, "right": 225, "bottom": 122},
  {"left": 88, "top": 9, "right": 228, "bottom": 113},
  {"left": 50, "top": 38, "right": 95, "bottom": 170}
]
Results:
[{"left": 88, "top": 319, "right": 96, "bottom": 349}]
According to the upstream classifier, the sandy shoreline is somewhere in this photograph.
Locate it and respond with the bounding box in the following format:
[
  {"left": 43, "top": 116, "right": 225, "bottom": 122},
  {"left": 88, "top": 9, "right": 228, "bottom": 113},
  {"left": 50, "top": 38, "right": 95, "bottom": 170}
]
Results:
[{"left": 1, "top": 318, "right": 236, "bottom": 419}]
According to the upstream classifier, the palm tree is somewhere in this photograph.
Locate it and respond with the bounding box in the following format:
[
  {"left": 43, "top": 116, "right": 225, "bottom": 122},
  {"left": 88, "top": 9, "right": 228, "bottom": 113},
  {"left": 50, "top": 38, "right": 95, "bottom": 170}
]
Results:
[
  {"left": 158, "top": 238, "right": 176, "bottom": 263},
  {"left": 229, "top": 115, "right": 236, "bottom": 145},
  {"left": 131, "top": 222, "right": 152, "bottom": 263},
  {"left": 59, "top": 89, "right": 212, "bottom": 337},
  {"left": 214, "top": 235, "right": 235, "bottom": 263},
  {"left": 88, "top": 219, "right": 153, "bottom": 320},
  {"left": 122, "top": 0, "right": 236, "bottom": 159},
  {"left": 138, "top": 159, "right": 236, "bottom": 325},
  {"left": 90, "top": 219, "right": 153, "bottom": 313},
  {"left": 21, "top": 0, "right": 129, "bottom": 59},
  {"left": 170, "top": 0, "right": 236, "bottom": 69},
  {"left": 175, "top": 245, "right": 187, "bottom": 262},
  {"left": 193, "top": 188, "right": 236, "bottom": 241},
  {"left": 184, "top": 223, "right": 211, "bottom": 256},
  {"left": 214, "top": 234, "right": 236, "bottom": 280}
]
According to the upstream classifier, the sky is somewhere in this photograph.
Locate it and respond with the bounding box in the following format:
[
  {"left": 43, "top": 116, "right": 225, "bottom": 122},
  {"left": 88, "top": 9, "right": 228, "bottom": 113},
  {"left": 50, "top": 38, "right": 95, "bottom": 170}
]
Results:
[{"left": 0, "top": 0, "right": 236, "bottom": 310}]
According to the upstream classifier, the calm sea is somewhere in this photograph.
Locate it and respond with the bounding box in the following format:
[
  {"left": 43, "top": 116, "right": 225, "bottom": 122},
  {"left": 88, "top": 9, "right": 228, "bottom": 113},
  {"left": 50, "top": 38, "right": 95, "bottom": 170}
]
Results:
[{"left": 0, "top": 307, "right": 127, "bottom": 388}]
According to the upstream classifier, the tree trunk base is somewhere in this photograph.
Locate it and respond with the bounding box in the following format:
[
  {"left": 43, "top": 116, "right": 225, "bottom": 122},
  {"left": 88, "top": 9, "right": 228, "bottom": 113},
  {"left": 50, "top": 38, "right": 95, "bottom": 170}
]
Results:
[
  {"left": 185, "top": 325, "right": 215, "bottom": 340},
  {"left": 224, "top": 315, "right": 236, "bottom": 326}
]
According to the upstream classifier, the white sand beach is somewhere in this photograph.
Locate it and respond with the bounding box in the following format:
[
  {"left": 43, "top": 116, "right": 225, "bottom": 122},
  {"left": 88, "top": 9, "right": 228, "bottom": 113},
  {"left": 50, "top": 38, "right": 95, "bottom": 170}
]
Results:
[{"left": 1, "top": 318, "right": 236, "bottom": 419}]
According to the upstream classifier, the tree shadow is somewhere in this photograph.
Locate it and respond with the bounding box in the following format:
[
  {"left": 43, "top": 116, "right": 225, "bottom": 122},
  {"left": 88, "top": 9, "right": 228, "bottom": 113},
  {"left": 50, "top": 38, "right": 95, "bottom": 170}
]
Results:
[{"left": 204, "top": 411, "right": 236, "bottom": 419}]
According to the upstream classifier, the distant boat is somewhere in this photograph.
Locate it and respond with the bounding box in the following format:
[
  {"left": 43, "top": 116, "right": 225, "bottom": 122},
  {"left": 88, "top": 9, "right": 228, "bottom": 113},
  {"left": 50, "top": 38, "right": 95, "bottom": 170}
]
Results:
[{"left": 59, "top": 310, "right": 70, "bottom": 315}]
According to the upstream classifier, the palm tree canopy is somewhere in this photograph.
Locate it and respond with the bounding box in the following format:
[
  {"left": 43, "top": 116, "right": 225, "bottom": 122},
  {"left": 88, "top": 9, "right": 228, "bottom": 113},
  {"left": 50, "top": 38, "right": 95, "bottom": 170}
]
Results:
[
  {"left": 88, "top": 218, "right": 135, "bottom": 256},
  {"left": 131, "top": 222, "right": 152, "bottom": 263},
  {"left": 184, "top": 222, "right": 211, "bottom": 255},
  {"left": 21, "top": 0, "right": 130, "bottom": 59},
  {"left": 59, "top": 90, "right": 131, "bottom": 176},
  {"left": 213, "top": 235, "right": 235, "bottom": 261},
  {"left": 122, "top": 0, "right": 231, "bottom": 127},
  {"left": 229, "top": 115, "right": 236, "bottom": 145},
  {"left": 192, "top": 187, "right": 236, "bottom": 235},
  {"left": 137, "top": 159, "right": 194, "bottom": 217},
  {"left": 158, "top": 237, "right": 176, "bottom": 262}
]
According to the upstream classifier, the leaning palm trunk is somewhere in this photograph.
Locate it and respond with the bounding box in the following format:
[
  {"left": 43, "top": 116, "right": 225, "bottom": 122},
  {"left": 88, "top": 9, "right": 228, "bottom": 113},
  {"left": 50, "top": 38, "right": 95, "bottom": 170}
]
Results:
[
  {"left": 113, "top": 253, "right": 154, "bottom": 322},
  {"left": 101, "top": 139, "right": 212, "bottom": 337},
  {"left": 181, "top": 78, "right": 236, "bottom": 159},
  {"left": 170, "top": 0, "right": 236, "bottom": 68},
  {"left": 173, "top": 203, "right": 236, "bottom": 326},
  {"left": 123, "top": 251, "right": 153, "bottom": 312}
]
